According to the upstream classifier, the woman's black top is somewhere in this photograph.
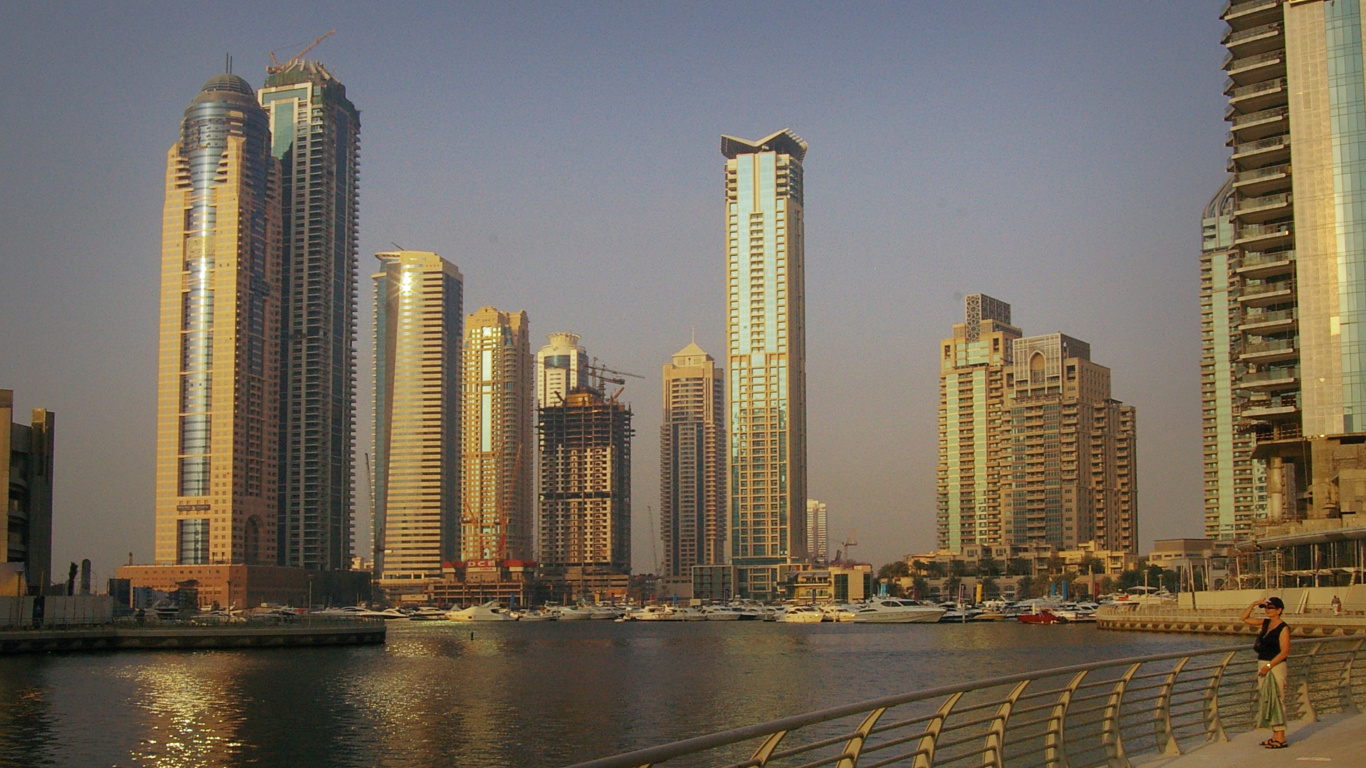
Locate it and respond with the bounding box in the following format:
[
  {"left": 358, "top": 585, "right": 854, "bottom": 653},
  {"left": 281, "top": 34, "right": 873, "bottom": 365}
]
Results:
[{"left": 1254, "top": 619, "right": 1288, "bottom": 661}]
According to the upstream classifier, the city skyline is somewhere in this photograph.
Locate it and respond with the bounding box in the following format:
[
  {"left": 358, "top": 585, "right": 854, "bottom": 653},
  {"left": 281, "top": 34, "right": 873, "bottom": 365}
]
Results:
[{"left": 0, "top": 3, "right": 1229, "bottom": 581}]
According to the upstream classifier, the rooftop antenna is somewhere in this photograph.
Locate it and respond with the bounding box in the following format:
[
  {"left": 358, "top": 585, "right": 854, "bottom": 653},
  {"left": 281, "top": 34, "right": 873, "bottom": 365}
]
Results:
[
  {"left": 225, "top": 53, "right": 233, "bottom": 74},
  {"left": 389, "top": 241, "right": 405, "bottom": 251},
  {"left": 691, "top": 325, "right": 696, "bottom": 344}
]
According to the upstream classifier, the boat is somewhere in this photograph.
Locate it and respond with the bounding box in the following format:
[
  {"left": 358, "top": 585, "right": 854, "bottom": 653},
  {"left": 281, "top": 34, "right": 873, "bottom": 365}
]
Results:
[
  {"left": 589, "top": 605, "right": 626, "bottom": 621},
  {"left": 1015, "top": 599, "right": 1067, "bottom": 624},
  {"left": 850, "top": 599, "right": 946, "bottom": 623},
  {"left": 554, "top": 605, "right": 594, "bottom": 621},
  {"left": 775, "top": 605, "right": 825, "bottom": 623},
  {"left": 355, "top": 608, "right": 409, "bottom": 620},
  {"left": 447, "top": 601, "right": 517, "bottom": 622},
  {"left": 408, "top": 606, "right": 449, "bottom": 621},
  {"left": 673, "top": 607, "right": 707, "bottom": 621},
  {"left": 632, "top": 605, "right": 676, "bottom": 621},
  {"left": 820, "top": 605, "right": 857, "bottom": 622},
  {"left": 517, "top": 608, "right": 558, "bottom": 621},
  {"left": 701, "top": 605, "right": 743, "bottom": 621}
]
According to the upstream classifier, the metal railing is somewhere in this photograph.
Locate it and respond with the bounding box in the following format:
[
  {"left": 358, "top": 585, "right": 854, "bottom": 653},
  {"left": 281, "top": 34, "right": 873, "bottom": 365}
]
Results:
[{"left": 568, "top": 638, "right": 1366, "bottom": 768}]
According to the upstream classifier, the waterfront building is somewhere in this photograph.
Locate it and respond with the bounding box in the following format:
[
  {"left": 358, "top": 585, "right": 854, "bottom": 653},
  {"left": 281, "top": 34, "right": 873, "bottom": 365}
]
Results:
[
  {"left": 1209, "top": 0, "right": 1366, "bottom": 534},
  {"left": 722, "top": 129, "right": 809, "bottom": 600},
  {"left": 1200, "top": 179, "right": 1266, "bottom": 541},
  {"left": 660, "top": 341, "right": 726, "bottom": 585},
  {"left": 537, "top": 332, "right": 590, "bottom": 408},
  {"left": 1, "top": 390, "right": 53, "bottom": 595},
  {"left": 461, "top": 307, "right": 534, "bottom": 563},
  {"left": 371, "top": 251, "right": 463, "bottom": 594},
  {"left": 937, "top": 294, "right": 1021, "bottom": 552},
  {"left": 537, "top": 386, "right": 633, "bottom": 590},
  {"left": 258, "top": 59, "right": 361, "bottom": 571},
  {"left": 806, "top": 499, "right": 828, "bottom": 565},
  {"left": 153, "top": 72, "right": 282, "bottom": 569},
  {"left": 1004, "top": 334, "right": 1137, "bottom": 552}
]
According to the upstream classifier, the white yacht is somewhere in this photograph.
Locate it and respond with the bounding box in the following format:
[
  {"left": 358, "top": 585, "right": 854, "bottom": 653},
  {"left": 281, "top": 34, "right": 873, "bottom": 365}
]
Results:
[
  {"left": 701, "top": 605, "right": 743, "bottom": 621},
  {"left": 820, "top": 605, "right": 857, "bottom": 622},
  {"left": 850, "top": 599, "right": 946, "bottom": 624},
  {"left": 589, "top": 605, "right": 626, "bottom": 621},
  {"left": 554, "top": 605, "right": 594, "bottom": 621},
  {"left": 775, "top": 605, "right": 825, "bottom": 623},
  {"left": 408, "top": 606, "right": 448, "bottom": 621},
  {"left": 446, "top": 601, "right": 517, "bottom": 622}
]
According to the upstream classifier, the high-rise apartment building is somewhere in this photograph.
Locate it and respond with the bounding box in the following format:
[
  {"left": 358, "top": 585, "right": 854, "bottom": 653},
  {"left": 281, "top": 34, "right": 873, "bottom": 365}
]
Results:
[
  {"left": 660, "top": 341, "right": 726, "bottom": 579},
  {"left": 462, "top": 307, "right": 534, "bottom": 563},
  {"left": 2, "top": 390, "right": 53, "bottom": 595},
  {"left": 937, "top": 295, "right": 1021, "bottom": 551},
  {"left": 1212, "top": 0, "right": 1366, "bottom": 528},
  {"left": 806, "top": 499, "right": 828, "bottom": 565},
  {"left": 371, "top": 251, "right": 463, "bottom": 589},
  {"left": 537, "top": 387, "right": 633, "bottom": 575},
  {"left": 154, "top": 73, "right": 281, "bottom": 568},
  {"left": 723, "top": 129, "right": 809, "bottom": 600},
  {"left": 1200, "top": 179, "right": 1266, "bottom": 541},
  {"left": 537, "top": 332, "right": 590, "bottom": 408},
  {"left": 1004, "top": 334, "right": 1137, "bottom": 552},
  {"left": 259, "top": 60, "right": 360, "bottom": 571}
]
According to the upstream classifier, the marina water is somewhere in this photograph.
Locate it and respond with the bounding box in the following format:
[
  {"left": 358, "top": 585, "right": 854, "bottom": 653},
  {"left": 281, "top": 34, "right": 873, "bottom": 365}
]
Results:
[{"left": 0, "top": 622, "right": 1230, "bottom": 767}]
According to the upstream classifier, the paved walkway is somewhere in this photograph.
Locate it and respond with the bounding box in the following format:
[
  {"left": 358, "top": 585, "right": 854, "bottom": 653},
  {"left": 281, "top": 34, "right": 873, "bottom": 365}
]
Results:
[{"left": 1135, "top": 712, "right": 1364, "bottom": 768}]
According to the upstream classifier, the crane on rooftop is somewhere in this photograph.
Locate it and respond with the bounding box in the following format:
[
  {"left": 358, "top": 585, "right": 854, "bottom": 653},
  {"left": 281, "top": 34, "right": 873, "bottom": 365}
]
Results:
[{"left": 268, "top": 29, "right": 336, "bottom": 74}]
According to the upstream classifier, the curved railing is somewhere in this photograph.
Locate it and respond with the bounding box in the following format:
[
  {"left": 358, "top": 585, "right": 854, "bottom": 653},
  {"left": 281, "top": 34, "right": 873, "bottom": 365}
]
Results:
[{"left": 567, "top": 637, "right": 1366, "bottom": 768}]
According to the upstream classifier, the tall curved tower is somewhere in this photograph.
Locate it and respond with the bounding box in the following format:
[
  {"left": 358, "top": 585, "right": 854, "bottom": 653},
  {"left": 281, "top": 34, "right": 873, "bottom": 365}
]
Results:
[{"left": 154, "top": 73, "right": 281, "bottom": 568}]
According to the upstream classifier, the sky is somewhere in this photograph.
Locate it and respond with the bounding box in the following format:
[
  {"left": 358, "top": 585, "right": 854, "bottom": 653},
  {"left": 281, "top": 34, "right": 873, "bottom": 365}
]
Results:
[{"left": 0, "top": 2, "right": 1232, "bottom": 586}]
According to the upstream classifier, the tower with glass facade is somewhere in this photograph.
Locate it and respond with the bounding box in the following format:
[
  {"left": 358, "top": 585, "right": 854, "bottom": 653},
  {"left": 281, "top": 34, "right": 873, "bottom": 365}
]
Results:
[
  {"left": 1215, "top": 0, "right": 1366, "bottom": 527},
  {"left": 722, "top": 129, "right": 809, "bottom": 599},
  {"left": 371, "top": 251, "right": 463, "bottom": 590},
  {"left": 462, "top": 307, "right": 534, "bottom": 563},
  {"left": 154, "top": 73, "right": 281, "bottom": 567},
  {"left": 937, "top": 294, "right": 1020, "bottom": 552},
  {"left": 258, "top": 60, "right": 360, "bottom": 571},
  {"left": 660, "top": 341, "right": 726, "bottom": 579}
]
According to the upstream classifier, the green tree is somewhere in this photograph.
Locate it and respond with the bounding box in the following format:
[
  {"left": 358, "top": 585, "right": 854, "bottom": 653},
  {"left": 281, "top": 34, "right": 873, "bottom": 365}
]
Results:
[
  {"left": 976, "top": 554, "right": 1002, "bottom": 577},
  {"left": 944, "top": 575, "right": 962, "bottom": 601},
  {"left": 980, "top": 575, "right": 1000, "bottom": 599},
  {"left": 878, "top": 560, "right": 910, "bottom": 581},
  {"left": 949, "top": 559, "right": 969, "bottom": 578},
  {"left": 912, "top": 576, "right": 929, "bottom": 600},
  {"left": 1045, "top": 555, "right": 1066, "bottom": 575},
  {"left": 1016, "top": 575, "right": 1034, "bottom": 599},
  {"left": 1007, "top": 557, "right": 1033, "bottom": 576}
]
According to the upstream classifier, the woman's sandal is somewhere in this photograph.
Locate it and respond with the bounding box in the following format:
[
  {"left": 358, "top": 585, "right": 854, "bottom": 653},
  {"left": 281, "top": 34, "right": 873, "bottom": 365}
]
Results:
[{"left": 1264, "top": 739, "right": 1289, "bottom": 749}]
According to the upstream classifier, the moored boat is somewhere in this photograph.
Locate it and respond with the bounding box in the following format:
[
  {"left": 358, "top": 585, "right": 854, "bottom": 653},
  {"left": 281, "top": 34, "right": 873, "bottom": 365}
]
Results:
[{"left": 850, "top": 599, "right": 945, "bottom": 624}]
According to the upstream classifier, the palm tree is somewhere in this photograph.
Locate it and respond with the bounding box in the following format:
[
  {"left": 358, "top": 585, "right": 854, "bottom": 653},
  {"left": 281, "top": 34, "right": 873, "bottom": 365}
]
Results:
[
  {"left": 1007, "top": 557, "right": 1032, "bottom": 576},
  {"left": 976, "top": 554, "right": 1002, "bottom": 577}
]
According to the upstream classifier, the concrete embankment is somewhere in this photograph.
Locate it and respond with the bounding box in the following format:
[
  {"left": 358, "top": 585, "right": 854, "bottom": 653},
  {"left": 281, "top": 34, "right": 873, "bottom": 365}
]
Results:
[
  {"left": 0, "top": 619, "right": 385, "bottom": 654},
  {"left": 1099, "top": 585, "right": 1366, "bottom": 636}
]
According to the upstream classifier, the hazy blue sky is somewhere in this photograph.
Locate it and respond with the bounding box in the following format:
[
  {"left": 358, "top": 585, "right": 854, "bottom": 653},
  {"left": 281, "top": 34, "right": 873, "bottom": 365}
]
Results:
[{"left": 0, "top": 2, "right": 1230, "bottom": 584}]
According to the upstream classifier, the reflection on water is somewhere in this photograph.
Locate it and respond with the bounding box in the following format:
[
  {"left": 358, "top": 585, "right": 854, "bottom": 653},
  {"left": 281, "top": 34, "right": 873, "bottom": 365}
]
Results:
[{"left": 0, "top": 622, "right": 1230, "bottom": 768}]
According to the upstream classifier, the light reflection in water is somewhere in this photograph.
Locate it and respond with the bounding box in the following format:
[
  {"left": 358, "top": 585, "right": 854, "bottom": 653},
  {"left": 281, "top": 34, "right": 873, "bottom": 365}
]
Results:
[{"left": 0, "top": 622, "right": 1230, "bottom": 767}]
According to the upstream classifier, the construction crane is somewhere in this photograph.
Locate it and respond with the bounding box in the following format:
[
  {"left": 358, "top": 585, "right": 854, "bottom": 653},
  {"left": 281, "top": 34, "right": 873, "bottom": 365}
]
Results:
[
  {"left": 585, "top": 358, "right": 642, "bottom": 402},
  {"left": 268, "top": 29, "right": 336, "bottom": 74},
  {"left": 836, "top": 530, "right": 858, "bottom": 565}
]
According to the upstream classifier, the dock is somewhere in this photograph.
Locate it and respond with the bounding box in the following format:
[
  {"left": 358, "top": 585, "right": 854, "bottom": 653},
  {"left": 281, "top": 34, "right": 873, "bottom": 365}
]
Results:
[
  {"left": 1097, "top": 604, "right": 1366, "bottom": 636},
  {"left": 0, "top": 617, "right": 385, "bottom": 654}
]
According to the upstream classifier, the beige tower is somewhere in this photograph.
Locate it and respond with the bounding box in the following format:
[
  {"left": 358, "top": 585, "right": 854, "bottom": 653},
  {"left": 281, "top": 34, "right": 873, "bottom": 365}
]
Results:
[
  {"left": 660, "top": 341, "right": 726, "bottom": 580},
  {"left": 372, "top": 251, "right": 463, "bottom": 590},
  {"left": 461, "top": 307, "right": 534, "bottom": 563},
  {"left": 937, "top": 294, "right": 1021, "bottom": 552},
  {"left": 154, "top": 74, "right": 281, "bottom": 567},
  {"left": 723, "top": 129, "right": 809, "bottom": 600}
]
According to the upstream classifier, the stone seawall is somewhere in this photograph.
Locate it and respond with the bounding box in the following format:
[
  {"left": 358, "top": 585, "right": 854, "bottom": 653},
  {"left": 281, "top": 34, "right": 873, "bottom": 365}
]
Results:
[
  {"left": 0, "top": 620, "right": 386, "bottom": 654},
  {"left": 1097, "top": 606, "right": 1366, "bottom": 636}
]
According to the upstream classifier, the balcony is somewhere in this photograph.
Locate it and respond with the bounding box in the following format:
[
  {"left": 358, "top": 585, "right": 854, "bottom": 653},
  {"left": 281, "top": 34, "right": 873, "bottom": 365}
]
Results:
[
  {"left": 1230, "top": 106, "right": 1289, "bottom": 141},
  {"left": 1227, "top": 77, "right": 1287, "bottom": 113},
  {"left": 1242, "top": 392, "right": 1300, "bottom": 421},
  {"left": 1233, "top": 221, "right": 1292, "bottom": 248},
  {"left": 1238, "top": 277, "right": 1294, "bottom": 306},
  {"left": 1230, "top": 134, "right": 1291, "bottom": 166},
  {"left": 1240, "top": 306, "right": 1296, "bottom": 333},
  {"left": 1237, "top": 365, "right": 1299, "bottom": 392},
  {"left": 1239, "top": 337, "right": 1297, "bottom": 363},
  {"left": 1235, "top": 191, "right": 1291, "bottom": 222},
  {"left": 1222, "top": 0, "right": 1282, "bottom": 24},
  {"left": 1237, "top": 249, "right": 1295, "bottom": 278},
  {"left": 1233, "top": 162, "right": 1290, "bottom": 195},
  {"left": 1223, "top": 22, "right": 1283, "bottom": 55},
  {"left": 1224, "top": 50, "right": 1286, "bottom": 87}
]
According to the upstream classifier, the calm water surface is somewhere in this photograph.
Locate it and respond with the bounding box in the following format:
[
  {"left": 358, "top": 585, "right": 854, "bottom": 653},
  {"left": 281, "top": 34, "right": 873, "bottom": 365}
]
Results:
[{"left": 0, "top": 621, "right": 1234, "bottom": 767}]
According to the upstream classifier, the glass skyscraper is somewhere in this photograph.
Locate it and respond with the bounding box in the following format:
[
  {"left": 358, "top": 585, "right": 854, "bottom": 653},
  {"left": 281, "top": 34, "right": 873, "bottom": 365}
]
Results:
[
  {"left": 722, "top": 129, "right": 809, "bottom": 600},
  {"left": 371, "top": 251, "right": 463, "bottom": 591},
  {"left": 258, "top": 60, "right": 361, "bottom": 571},
  {"left": 660, "top": 341, "right": 726, "bottom": 580},
  {"left": 155, "top": 73, "right": 281, "bottom": 567}
]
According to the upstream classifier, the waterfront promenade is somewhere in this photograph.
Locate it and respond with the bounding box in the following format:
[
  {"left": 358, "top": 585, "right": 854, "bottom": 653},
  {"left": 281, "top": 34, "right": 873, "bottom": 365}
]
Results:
[{"left": 1138, "top": 711, "right": 1364, "bottom": 768}]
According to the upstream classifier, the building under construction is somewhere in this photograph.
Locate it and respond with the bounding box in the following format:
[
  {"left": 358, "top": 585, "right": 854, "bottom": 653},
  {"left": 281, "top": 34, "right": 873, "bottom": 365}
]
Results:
[{"left": 537, "top": 387, "right": 633, "bottom": 595}]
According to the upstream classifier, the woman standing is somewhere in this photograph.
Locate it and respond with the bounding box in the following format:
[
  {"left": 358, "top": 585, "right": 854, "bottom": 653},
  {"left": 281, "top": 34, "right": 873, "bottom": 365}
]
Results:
[{"left": 1240, "top": 596, "right": 1291, "bottom": 748}]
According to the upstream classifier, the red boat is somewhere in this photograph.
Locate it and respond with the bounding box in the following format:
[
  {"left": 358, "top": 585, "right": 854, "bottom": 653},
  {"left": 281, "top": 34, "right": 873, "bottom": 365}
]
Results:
[{"left": 1017, "top": 610, "right": 1064, "bottom": 624}]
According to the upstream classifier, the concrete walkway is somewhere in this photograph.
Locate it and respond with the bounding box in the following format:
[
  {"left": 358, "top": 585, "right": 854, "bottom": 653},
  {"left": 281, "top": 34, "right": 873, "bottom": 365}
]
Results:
[{"left": 1135, "top": 712, "right": 1364, "bottom": 768}]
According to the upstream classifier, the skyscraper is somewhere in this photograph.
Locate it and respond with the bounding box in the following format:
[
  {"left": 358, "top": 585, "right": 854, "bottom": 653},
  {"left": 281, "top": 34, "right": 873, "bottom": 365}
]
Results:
[
  {"left": 937, "top": 294, "right": 1021, "bottom": 551},
  {"left": 537, "top": 387, "right": 633, "bottom": 577},
  {"left": 258, "top": 59, "right": 360, "bottom": 571},
  {"left": 660, "top": 340, "right": 726, "bottom": 580},
  {"left": 537, "top": 332, "right": 589, "bottom": 408},
  {"left": 1212, "top": 0, "right": 1366, "bottom": 529},
  {"left": 722, "top": 129, "right": 809, "bottom": 600},
  {"left": 1200, "top": 179, "right": 1265, "bottom": 541},
  {"left": 2, "top": 390, "right": 53, "bottom": 595},
  {"left": 1004, "top": 334, "right": 1137, "bottom": 552},
  {"left": 462, "top": 307, "right": 534, "bottom": 563},
  {"left": 371, "top": 251, "right": 463, "bottom": 592},
  {"left": 806, "top": 499, "right": 828, "bottom": 565},
  {"left": 154, "top": 73, "right": 281, "bottom": 568}
]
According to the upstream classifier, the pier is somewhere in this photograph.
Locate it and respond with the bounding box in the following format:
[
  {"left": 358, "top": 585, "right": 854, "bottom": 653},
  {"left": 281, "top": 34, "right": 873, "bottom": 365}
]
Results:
[{"left": 0, "top": 617, "right": 385, "bottom": 654}]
